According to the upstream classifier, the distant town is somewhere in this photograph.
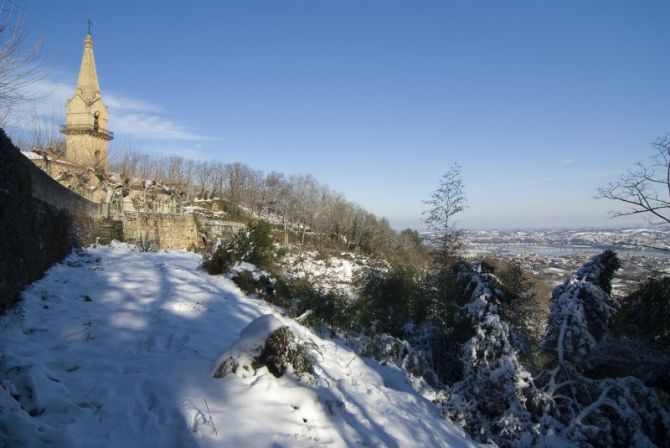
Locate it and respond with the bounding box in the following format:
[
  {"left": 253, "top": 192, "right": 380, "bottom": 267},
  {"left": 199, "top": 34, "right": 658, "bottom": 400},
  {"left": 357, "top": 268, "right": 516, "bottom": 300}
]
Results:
[{"left": 463, "top": 227, "right": 670, "bottom": 291}]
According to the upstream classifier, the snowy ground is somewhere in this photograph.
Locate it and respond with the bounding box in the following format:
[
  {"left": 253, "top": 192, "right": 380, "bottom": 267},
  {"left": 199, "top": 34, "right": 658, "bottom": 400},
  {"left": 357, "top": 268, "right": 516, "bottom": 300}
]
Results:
[
  {"left": 281, "top": 251, "right": 372, "bottom": 298},
  {"left": 0, "top": 244, "right": 476, "bottom": 447}
]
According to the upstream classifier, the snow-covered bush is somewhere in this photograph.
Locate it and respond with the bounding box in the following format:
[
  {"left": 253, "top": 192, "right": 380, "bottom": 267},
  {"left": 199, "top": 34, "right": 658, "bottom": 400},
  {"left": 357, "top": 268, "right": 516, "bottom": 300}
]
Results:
[
  {"left": 204, "top": 219, "right": 276, "bottom": 274},
  {"left": 278, "top": 249, "right": 367, "bottom": 297},
  {"left": 537, "top": 361, "right": 670, "bottom": 447},
  {"left": 360, "top": 333, "right": 442, "bottom": 388},
  {"left": 437, "top": 262, "right": 550, "bottom": 446},
  {"left": 204, "top": 241, "right": 237, "bottom": 275},
  {"left": 212, "top": 315, "right": 316, "bottom": 379},
  {"left": 480, "top": 257, "right": 550, "bottom": 356},
  {"left": 231, "top": 268, "right": 276, "bottom": 299},
  {"left": 542, "top": 250, "right": 620, "bottom": 365},
  {"left": 536, "top": 252, "right": 670, "bottom": 447},
  {"left": 274, "top": 277, "right": 352, "bottom": 331},
  {"left": 253, "top": 326, "right": 317, "bottom": 377},
  {"left": 231, "top": 219, "right": 275, "bottom": 270}
]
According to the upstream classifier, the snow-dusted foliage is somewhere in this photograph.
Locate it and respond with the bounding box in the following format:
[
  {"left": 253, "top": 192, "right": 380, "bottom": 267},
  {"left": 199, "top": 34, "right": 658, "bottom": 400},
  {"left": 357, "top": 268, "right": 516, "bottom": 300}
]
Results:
[
  {"left": 279, "top": 249, "right": 372, "bottom": 298},
  {"left": 359, "top": 333, "right": 442, "bottom": 389},
  {"left": 212, "top": 315, "right": 316, "bottom": 379},
  {"left": 537, "top": 251, "right": 670, "bottom": 447},
  {"left": 437, "top": 256, "right": 670, "bottom": 446},
  {"left": 439, "top": 262, "right": 549, "bottom": 446},
  {"left": 212, "top": 314, "right": 286, "bottom": 379},
  {"left": 539, "top": 362, "right": 670, "bottom": 447},
  {"left": 542, "top": 250, "right": 620, "bottom": 364},
  {"left": 204, "top": 219, "right": 276, "bottom": 275}
]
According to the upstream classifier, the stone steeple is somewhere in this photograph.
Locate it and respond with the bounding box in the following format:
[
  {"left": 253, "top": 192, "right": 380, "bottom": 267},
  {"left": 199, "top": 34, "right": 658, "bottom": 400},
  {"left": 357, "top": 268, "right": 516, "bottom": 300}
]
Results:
[
  {"left": 62, "top": 31, "right": 113, "bottom": 170},
  {"left": 75, "top": 34, "right": 101, "bottom": 101}
]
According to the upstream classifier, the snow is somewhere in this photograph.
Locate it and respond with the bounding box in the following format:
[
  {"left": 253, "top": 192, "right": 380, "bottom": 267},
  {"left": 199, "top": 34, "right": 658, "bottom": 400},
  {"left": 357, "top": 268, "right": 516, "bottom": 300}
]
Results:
[
  {"left": 0, "top": 244, "right": 476, "bottom": 447},
  {"left": 542, "top": 251, "right": 619, "bottom": 363},
  {"left": 211, "top": 314, "right": 284, "bottom": 379},
  {"left": 440, "top": 262, "right": 546, "bottom": 446},
  {"left": 280, "top": 251, "right": 370, "bottom": 298},
  {"left": 230, "top": 261, "right": 271, "bottom": 281},
  {"left": 20, "top": 150, "right": 42, "bottom": 160}
]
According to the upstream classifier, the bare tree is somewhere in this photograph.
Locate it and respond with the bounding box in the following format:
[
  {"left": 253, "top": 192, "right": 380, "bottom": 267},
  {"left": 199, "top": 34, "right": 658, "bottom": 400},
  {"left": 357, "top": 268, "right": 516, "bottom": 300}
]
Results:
[
  {"left": 261, "top": 171, "right": 284, "bottom": 217},
  {"left": 288, "top": 174, "right": 321, "bottom": 247},
  {"left": 243, "top": 168, "right": 264, "bottom": 217},
  {"left": 181, "top": 158, "right": 195, "bottom": 200},
  {"left": 423, "top": 163, "right": 468, "bottom": 261},
  {"left": 0, "top": 0, "right": 45, "bottom": 124},
  {"left": 11, "top": 106, "right": 63, "bottom": 150},
  {"left": 224, "top": 162, "right": 251, "bottom": 218},
  {"left": 598, "top": 136, "right": 670, "bottom": 226},
  {"left": 194, "top": 160, "right": 213, "bottom": 198},
  {"left": 273, "top": 178, "right": 294, "bottom": 244},
  {"left": 210, "top": 162, "right": 226, "bottom": 199}
]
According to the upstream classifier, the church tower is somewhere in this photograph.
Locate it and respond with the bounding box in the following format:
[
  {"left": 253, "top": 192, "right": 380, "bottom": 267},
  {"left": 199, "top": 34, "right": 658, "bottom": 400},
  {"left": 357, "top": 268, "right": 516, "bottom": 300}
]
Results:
[{"left": 61, "top": 30, "right": 113, "bottom": 170}]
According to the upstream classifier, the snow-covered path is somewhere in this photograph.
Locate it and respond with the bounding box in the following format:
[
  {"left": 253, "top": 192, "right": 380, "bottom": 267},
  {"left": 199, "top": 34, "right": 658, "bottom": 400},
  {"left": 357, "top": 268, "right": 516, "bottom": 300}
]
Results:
[{"left": 0, "top": 244, "right": 476, "bottom": 447}]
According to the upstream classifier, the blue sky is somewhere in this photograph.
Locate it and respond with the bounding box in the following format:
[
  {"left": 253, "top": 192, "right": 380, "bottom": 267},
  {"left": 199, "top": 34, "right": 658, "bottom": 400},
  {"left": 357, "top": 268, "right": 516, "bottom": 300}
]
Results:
[{"left": 9, "top": 0, "right": 670, "bottom": 230}]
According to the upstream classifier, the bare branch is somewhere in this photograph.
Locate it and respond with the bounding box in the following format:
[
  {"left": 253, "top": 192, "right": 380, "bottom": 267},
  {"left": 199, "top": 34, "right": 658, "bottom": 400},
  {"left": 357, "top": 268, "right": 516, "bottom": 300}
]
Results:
[
  {"left": 0, "top": 0, "right": 47, "bottom": 124},
  {"left": 598, "top": 135, "right": 670, "bottom": 226}
]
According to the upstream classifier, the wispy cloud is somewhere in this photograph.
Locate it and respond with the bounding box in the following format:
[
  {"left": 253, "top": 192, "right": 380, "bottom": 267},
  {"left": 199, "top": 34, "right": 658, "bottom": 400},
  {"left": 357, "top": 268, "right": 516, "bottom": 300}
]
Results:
[
  {"left": 560, "top": 158, "right": 575, "bottom": 165},
  {"left": 105, "top": 93, "right": 163, "bottom": 114},
  {"left": 5, "top": 78, "right": 212, "bottom": 142},
  {"left": 114, "top": 113, "right": 209, "bottom": 141},
  {"left": 3, "top": 79, "right": 70, "bottom": 128},
  {"left": 27, "top": 79, "right": 71, "bottom": 108}
]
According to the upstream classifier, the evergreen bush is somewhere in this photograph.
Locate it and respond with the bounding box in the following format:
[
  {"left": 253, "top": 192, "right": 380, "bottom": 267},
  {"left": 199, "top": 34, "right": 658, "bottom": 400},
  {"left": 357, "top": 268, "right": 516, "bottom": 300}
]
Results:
[
  {"left": 253, "top": 326, "right": 316, "bottom": 377},
  {"left": 274, "top": 277, "right": 352, "bottom": 330},
  {"left": 357, "top": 265, "right": 419, "bottom": 337},
  {"left": 204, "top": 219, "right": 276, "bottom": 274},
  {"left": 233, "top": 219, "right": 275, "bottom": 270},
  {"left": 615, "top": 276, "right": 670, "bottom": 347},
  {"left": 232, "top": 270, "right": 275, "bottom": 299}
]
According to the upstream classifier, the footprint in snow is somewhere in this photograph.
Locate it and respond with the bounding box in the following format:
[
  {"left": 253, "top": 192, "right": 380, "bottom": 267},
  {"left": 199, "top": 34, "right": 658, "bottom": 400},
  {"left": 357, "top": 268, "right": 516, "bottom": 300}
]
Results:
[{"left": 164, "top": 334, "right": 190, "bottom": 352}]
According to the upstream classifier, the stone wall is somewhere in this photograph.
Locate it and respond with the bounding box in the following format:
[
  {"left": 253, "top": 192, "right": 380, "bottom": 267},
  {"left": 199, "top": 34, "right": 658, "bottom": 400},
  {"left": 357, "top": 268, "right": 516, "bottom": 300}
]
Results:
[
  {"left": 94, "top": 219, "right": 124, "bottom": 245},
  {"left": 122, "top": 212, "right": 198, "bottom": 250},
  {"left": 27, "top": 158, "right": 102, "bottom": 220},
  {"left": 0, "top": 130, "right": 100, "bottom": 312},
  {"left": 199, "top": 218, "right": 246, "bottom": 239},
  {"left": 31, "top": 157, "right": 108, "bottom": 203}
]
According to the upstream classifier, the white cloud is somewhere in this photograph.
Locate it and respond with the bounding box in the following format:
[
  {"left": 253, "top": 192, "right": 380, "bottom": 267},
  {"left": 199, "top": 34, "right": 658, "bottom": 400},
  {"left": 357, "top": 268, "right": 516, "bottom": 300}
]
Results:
[
  {"left": 4, "top": 78, "right": 211, "bottom": 142},
  {"left": 560, "top": 158, "right": 575, "bottom": 165},
  {"left": 113, "top": 113, "right": 209, "bottom": 141},
  {"left": 27, "top": 79, "right": 71, "bottom": 108},
  {"left": 105, "top": 93, "right": 163, "bottom": 114}
]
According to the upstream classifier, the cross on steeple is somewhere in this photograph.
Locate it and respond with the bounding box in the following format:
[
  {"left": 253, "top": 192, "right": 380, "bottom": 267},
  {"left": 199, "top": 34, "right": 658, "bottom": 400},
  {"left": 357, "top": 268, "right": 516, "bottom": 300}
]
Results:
[{"left": 87, "top": 18, "right": 92, "bottom": 35}]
